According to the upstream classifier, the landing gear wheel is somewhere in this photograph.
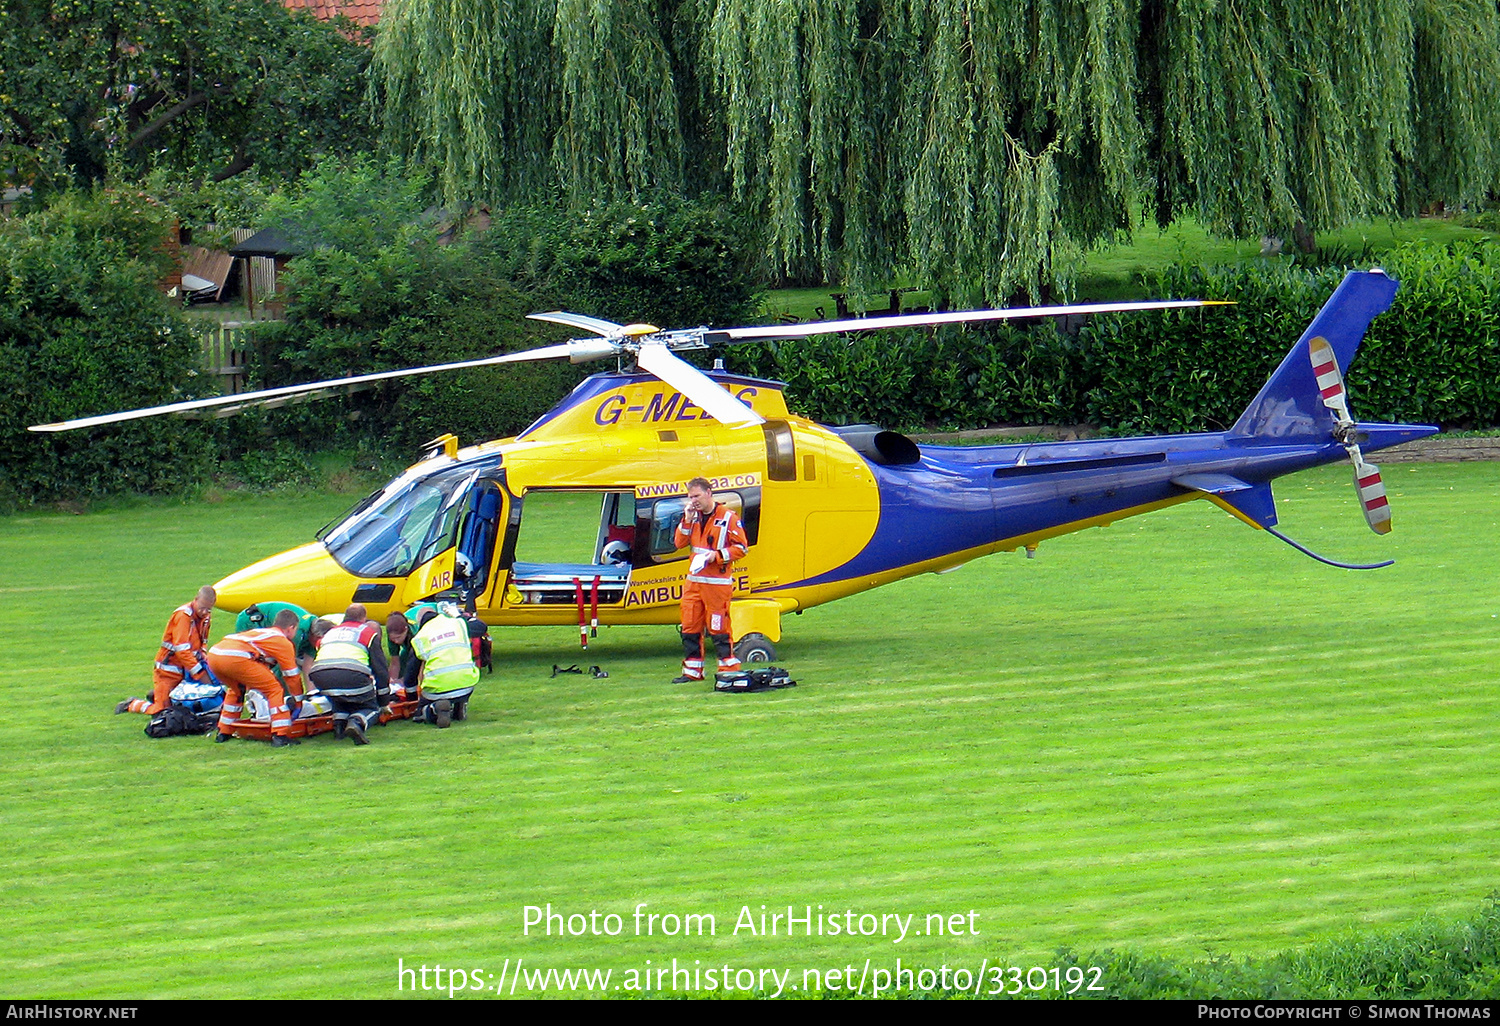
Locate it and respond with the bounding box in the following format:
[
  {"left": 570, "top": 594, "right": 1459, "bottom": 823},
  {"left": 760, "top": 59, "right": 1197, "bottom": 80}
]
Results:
[{"left": 734, "top": 633, "right": 775, "bottom": 664}]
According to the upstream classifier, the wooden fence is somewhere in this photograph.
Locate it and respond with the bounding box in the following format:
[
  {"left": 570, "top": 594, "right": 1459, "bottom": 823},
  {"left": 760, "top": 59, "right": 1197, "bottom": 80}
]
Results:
[{"left": 198, "top": 321, "right": 253, "bottom": 396}]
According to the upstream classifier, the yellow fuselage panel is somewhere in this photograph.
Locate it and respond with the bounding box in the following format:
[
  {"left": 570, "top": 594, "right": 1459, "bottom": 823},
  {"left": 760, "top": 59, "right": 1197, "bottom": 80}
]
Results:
[
  {"left": 214, "top": 378, "right": 888, "bottom": 627},
  {"left": 528, "top": 376, "right": 790, "bottom": 441},
  {"left": 214, "top": 542, "right": 355, "bottom": 618}
]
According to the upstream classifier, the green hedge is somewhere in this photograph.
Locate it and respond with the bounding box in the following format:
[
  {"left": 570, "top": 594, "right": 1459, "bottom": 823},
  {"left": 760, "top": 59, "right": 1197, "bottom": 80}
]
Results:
[
  {"left": 741, "top": 244, "right": 1500, "bottom": 434},
  {"left": 0, "top": 190, "right": 218, "bottom": 505},
  {"left": 9, "top": 182, "right": 1499, "bottom": 507}
]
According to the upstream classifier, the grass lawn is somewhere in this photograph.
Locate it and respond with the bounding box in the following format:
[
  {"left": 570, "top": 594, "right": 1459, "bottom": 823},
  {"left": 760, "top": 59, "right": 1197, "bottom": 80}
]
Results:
[{"left": 1, "top": 462, "right": 1497, "bottom": 997}]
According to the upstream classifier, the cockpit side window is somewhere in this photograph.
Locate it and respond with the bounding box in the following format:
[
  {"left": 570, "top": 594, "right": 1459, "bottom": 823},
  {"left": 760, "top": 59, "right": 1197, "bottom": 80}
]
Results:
[{"left": 322, "top": 462, "right": 492, "bottom": 578}]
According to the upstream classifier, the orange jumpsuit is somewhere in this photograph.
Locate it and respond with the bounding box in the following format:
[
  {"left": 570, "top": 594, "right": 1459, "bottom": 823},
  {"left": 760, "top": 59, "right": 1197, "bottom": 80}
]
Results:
[
  {"left": 208, "top": 629, "right": 303, "bottom": 739},
  {"left": 675, "top": 501, "right": 749, "bottom": 679},
  {"left": 132, "top": 602, "right": 212, "bottom": 715}
]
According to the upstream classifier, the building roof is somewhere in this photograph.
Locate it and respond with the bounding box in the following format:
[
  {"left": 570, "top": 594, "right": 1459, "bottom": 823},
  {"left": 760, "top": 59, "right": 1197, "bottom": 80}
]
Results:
[
  {"left": 228, "top": 225, "right": 306, "bottom": 258},
  {"left": 283, "top": 0, "right": 383, "bottom": 27}
]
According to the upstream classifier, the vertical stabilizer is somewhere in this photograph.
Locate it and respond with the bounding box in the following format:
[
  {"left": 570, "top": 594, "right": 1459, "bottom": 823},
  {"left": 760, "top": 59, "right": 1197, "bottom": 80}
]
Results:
[{"left": 1229, "top": 270, "right": 1398, "bottom": 441}]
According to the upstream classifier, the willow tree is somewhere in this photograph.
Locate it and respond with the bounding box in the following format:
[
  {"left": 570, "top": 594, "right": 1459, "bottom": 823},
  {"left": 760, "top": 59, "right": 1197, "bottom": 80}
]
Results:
[
  {"left": 374, "top": 0, "right": 704, "bottom": 205},
  {"left": 374, "top": 0, "right": 1500, "bottom": 303}
]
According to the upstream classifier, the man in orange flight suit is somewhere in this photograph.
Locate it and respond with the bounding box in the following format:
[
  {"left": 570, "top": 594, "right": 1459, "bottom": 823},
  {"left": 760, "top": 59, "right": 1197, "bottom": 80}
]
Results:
[
  {"left": 115, "top": 585, "right": 216, "bottom": 716},
  {"left": 208, "top": 609, "right": 305, "bottom": 748},
  {"left": 672, "top": 476, "right": 749, "bottom": 683}
]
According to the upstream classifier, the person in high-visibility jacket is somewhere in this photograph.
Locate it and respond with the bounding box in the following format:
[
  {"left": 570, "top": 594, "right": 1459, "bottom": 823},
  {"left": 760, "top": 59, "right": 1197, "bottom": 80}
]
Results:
[
  {"left": 209, "top": 609, "right": 303, "bottom": 748},
  {"left": 307, "top": 604, "right": 390, "bottom": 745},
  {"left": 116, "top": 585, "right": 216, "bottom": 716},
  {"left": 410, "top": 606, "right": 480, "bottom": 728},
  {"left": 672, "top": 477, "right": 749, "bottom": 683}
]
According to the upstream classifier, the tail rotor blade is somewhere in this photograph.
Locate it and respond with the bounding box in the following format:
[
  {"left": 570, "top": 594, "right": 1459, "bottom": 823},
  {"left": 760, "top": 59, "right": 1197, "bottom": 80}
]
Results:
[
  {"left": 1351, "top": 450, "right": 1392, "bottom": 535},
  {"left": 1309, "top": 336, "right": 1354, "bottom": 429}
]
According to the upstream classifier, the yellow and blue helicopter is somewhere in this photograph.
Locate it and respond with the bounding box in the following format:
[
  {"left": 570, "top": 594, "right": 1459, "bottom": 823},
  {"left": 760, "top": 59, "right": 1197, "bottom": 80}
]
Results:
[{"left": 32, "top": 269, "right": 1434, "bottom": 662}]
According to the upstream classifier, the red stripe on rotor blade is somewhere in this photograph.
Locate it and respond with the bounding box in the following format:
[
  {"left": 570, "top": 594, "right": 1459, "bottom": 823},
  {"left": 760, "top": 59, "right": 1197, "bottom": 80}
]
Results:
[
  {"left": 1363, "top": 494, "right": 1391, "bottom": 512},
  {"left": 1320, "top": 384, "right": 1344, "bottom": 400},
  {"left": 1358, "top": 472, "right": 1382, "bottom": 488}
]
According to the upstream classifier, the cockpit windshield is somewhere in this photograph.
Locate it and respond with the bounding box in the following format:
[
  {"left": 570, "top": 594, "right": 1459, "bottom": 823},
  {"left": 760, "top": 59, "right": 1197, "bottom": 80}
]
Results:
[{"left": 320, "top": 459, "right": 498, "bottom": 578}]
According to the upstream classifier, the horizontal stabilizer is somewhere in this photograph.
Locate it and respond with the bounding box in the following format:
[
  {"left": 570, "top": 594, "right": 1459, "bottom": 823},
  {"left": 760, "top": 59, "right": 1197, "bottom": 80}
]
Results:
[{"left": 1173, "top": 474, "right": 1278, "bottom": 528}]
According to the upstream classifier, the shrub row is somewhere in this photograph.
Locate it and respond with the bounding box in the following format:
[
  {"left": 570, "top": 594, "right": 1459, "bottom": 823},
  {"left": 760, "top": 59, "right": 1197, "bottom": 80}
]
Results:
[
  {"left": 741, "top": 244, "right": 1500, "bottom": 435},
  {"left": 0, "top": 190, "right": 220, "bottom": 505},
  {"left": 7, "top": 178, "right": 1499, "bottom": 506}
]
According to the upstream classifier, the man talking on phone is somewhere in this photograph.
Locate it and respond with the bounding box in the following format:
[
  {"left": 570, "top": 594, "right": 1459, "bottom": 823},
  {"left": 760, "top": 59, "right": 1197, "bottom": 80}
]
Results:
[{"left": 672, "top": 477, "right": 749, "bottom": 684}]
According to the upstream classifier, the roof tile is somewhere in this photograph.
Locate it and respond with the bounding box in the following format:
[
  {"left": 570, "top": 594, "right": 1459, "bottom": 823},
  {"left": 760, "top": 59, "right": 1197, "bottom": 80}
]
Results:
[{"left": 283, "top": 0, "right": 383, "bottom": 27}]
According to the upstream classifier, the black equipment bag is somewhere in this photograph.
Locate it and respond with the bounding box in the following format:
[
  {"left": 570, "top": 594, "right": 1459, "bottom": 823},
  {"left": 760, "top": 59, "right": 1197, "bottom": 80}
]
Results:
[
  {"left": 144, "top": 706, "right": 219, "bottom": 738},
  {"left": 715, "top": 666, "right": 796, "bottom": 692}
]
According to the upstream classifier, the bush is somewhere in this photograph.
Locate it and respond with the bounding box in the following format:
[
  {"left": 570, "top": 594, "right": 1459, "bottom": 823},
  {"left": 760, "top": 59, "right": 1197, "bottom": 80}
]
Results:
[
  {"left": 737, "top": 322, "right": 1086, "bottom": 430},
  {"left": 0, "top": 189, "right": 218, "bottom": 503},
  {"left": 738, "top": 245, "right": 1500, "bottom": 435},
  {"left": 253, "top": 165, "right": 766, "bottom": 451},
  {"left": 1080, "top": 263, "right": 1341, "bottom": 434},
  {"left": 482, "top": 198, "right": 763, "bottom": 329},
  {"left": 1081, "top": 245, "right": 1500, "bottom": 434}
]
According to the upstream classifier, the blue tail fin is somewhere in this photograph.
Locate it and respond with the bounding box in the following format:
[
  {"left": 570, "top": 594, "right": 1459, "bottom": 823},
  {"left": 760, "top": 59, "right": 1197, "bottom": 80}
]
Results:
[{"left": 1229, "top": 269, "right": 1398, "bottom": 441}]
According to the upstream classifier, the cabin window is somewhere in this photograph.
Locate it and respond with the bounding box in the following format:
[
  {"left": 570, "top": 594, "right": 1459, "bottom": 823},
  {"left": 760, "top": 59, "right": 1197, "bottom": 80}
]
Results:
[
  {"left": 640, "top": 490, "right": 761, "bottom": 563},
  {"left": 763, "top": 421, "right": 796, "bottom": 481}
]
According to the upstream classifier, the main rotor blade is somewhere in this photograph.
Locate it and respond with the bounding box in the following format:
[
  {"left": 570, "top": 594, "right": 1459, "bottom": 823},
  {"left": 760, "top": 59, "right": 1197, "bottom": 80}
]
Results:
[
  {"left": 717, "top": 299, "right": 1232, "bottom": 343},
  {"left": 635, "top": 343, "right": 764, "bottom": 427},
  {"left": 526, "top": 311, "right": 627, "bottom": 337},
  {"left": 494, "top": 340, "right": 621, "bottom": 364},
  {"left": 28, "top": 352, "right": 521, "bottom": 433}
]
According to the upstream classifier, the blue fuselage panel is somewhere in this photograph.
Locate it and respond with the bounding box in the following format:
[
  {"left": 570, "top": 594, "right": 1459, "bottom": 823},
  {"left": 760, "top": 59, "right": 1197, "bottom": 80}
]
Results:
[{"left": 785, "top": 426, "right": 1426, "bottom": 590}]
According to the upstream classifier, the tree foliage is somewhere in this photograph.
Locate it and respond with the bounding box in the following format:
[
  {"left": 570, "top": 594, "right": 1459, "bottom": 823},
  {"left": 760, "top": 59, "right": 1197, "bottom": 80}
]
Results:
[
  {"left": 249, "top": 158, "right": 761, "bottom": 450},
  {"left": 375, "top": 0, "right": 1500, "bottom": 302},
  {"left": 0, "top": 0, "right": 375, "bottom": 191},
  {"left": 0, "top": 188, "right": 216, "bottom": 503}
]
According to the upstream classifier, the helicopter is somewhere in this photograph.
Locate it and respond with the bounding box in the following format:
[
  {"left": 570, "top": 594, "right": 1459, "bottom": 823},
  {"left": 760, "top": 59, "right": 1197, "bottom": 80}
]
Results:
[{"left": 32, "top": 268, "right": 1434, "bottom": 663}]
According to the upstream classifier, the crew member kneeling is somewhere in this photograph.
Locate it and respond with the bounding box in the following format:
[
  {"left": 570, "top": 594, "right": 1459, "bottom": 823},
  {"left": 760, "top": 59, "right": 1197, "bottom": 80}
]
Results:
[
  {"left": 209, "top": 609, "right": 303, "bottom": 748},
  {"left": 673, "top": 476, "right": 748, "bottom": 683},
  {"left": 411, "top": 606, "right": 480, "bottom": 728},
  {"left": 308, "top": 604, "right": 390, "bottom": 746},
  {"left": 116, "top": 585, "right": 215, "bottom": 716}
]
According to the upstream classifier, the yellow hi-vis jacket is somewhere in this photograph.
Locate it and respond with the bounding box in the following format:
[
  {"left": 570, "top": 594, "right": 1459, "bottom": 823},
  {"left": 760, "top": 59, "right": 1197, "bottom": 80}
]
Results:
[{"left": 412, "top": 614, "right": 479, "bottom": 697}]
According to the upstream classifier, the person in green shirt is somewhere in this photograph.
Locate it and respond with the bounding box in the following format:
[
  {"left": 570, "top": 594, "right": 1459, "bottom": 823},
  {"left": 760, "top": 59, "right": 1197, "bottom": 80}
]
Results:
[
  {"left": 384, "top": 611, "right": 421, "bottom": 700},
  {"left": 234, "top": 602, "right": 320, "bottom": 676}
]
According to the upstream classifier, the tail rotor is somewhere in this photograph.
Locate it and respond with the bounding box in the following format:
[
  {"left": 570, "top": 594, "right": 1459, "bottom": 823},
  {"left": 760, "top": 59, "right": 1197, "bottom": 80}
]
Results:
[{"left": 1309, "top": 337, "right": 1391, "bottom": 534}]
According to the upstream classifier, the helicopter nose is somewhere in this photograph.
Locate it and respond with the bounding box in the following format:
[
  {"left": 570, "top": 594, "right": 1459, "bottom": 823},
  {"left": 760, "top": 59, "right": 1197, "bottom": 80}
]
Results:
[{"left": 213, "top": 542, "right": 352, "bottom": 616}]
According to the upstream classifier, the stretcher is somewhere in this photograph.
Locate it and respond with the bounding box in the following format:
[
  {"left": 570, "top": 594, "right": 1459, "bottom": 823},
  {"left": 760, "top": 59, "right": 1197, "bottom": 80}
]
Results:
[
  {"left": 507, "top": 562, "right": 629, "bottom": 605},
  {"left": 224, "top": 696, "right": 420, "bottom": 741}
]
